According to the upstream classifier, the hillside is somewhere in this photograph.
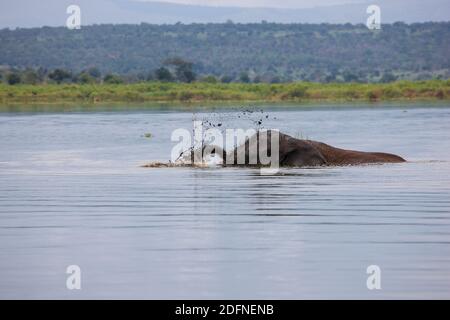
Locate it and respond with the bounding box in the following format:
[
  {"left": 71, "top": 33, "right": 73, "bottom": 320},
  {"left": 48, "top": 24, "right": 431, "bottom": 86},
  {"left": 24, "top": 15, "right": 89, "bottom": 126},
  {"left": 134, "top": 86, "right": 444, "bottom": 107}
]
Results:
[{"left": 1, "top": 22, "right": 449, "bottom": 82}]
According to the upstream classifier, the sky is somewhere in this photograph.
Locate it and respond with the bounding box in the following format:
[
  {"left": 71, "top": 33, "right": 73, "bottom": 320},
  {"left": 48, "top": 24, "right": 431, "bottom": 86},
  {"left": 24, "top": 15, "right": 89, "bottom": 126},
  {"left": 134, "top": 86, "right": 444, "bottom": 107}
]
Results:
[
  {"left": 138, "top": 0, "right": 365, "bottom": 9},
  {"left": 0, "top": 0, "right": 448, "bottom": 28}
]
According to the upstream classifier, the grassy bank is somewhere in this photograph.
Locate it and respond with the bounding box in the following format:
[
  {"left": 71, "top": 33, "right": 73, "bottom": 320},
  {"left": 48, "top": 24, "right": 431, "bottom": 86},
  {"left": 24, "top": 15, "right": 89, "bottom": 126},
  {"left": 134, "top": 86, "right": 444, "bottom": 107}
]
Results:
[{"left": 1, "top": 80, "right": 449, "bottom": 105}]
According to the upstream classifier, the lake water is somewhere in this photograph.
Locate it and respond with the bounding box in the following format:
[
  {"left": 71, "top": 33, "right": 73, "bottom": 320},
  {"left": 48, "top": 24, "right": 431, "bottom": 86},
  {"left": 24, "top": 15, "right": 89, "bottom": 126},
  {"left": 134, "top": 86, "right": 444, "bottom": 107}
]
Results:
[{"left": 0, "top": 103, "right": 449, "bottom": 299}]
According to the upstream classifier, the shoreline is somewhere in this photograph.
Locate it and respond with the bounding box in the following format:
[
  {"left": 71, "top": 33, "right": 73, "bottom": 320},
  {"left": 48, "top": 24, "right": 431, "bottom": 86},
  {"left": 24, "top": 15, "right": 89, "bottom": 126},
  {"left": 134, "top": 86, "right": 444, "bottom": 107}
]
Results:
[{"left": 0, "top": 80, "right": 449, "bottom": 105}]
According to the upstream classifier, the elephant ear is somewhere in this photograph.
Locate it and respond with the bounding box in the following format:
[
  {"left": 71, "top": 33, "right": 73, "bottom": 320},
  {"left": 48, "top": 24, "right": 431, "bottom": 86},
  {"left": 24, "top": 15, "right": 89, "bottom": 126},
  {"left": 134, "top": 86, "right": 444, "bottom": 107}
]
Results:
[{"left": 280, "top": 140, "right": 328, "bottom": 167}]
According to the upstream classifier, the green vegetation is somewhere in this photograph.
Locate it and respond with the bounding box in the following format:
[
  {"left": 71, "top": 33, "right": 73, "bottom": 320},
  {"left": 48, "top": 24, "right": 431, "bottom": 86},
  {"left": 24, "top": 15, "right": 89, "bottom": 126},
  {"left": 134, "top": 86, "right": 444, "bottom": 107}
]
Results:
[
  {"left": 1, "top": 80, "right": 448, "bottom": 105},
  {"left": 1, "top": 22, "right": 449, "bottom": 83},
  {"left": 0, "top": 59, "right": 198, "bottom": 86}
]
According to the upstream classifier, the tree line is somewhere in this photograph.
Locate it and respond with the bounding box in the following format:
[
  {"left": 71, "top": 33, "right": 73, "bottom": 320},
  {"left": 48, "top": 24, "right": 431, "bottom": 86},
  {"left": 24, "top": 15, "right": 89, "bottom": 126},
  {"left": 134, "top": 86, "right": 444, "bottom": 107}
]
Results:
[
  {"left": 0, "top": 64, "right": 408, "bottom": 85},
  {"left": 0, "top": 22, "right": 449, "bottom": 84},
  {"left": 0, "top": 58, "right": 199, "bottom": 85}
]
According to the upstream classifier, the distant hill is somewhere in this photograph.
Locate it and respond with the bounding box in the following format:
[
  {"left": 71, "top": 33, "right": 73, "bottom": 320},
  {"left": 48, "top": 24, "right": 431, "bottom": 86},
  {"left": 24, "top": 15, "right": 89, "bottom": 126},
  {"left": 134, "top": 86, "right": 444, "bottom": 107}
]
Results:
[
  {"left": 1, "top": 22, "right": 449, "bottom": 82},
  {"left": 0, "top": 0, "right": 449, "bottom": 29}
]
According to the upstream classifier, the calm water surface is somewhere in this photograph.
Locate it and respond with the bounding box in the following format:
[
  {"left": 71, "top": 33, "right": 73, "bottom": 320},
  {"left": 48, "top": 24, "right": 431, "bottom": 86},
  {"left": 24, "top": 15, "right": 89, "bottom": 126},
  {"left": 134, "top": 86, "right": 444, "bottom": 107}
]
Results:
[{"left": 0, "top": 103, "right": 449, "bottom": 299}]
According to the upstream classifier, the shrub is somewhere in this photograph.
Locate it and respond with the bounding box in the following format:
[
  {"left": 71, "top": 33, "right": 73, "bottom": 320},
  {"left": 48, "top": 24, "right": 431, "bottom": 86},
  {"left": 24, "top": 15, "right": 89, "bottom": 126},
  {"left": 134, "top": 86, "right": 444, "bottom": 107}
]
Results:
[
  {"left": 103, "top": 74, "right": 123, "bottom": 84},
  {"left": 7, "top": 73, "right": 21, "bottom": 85},
  {"left": 200, "top": 75, "right": 218, "bottom": 84}
]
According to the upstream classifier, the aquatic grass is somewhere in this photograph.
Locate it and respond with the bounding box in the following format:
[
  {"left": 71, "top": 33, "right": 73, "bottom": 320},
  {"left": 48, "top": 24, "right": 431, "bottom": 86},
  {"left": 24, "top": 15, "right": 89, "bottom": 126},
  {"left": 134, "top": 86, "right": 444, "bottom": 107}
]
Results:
[{"left": 0, "top": 80, "right": 449, "bottom": 104}]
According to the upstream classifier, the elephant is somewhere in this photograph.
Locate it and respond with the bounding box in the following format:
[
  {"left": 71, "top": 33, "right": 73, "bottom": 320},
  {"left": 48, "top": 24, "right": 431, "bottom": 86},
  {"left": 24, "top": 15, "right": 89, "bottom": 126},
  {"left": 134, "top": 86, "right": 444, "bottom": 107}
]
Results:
[{"left": 179, "top": 130, "right": 405, "bottom": 167}]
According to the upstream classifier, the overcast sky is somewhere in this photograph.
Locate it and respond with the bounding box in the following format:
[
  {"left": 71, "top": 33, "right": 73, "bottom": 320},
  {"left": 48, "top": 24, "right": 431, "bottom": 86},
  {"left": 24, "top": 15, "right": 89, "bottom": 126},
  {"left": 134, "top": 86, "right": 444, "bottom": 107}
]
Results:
[
  {"left": 1, "top": 0, "right": 448, "bottom": 28},
  {"left": 138, "top": 0, "right": 366, "bottom": 9}
]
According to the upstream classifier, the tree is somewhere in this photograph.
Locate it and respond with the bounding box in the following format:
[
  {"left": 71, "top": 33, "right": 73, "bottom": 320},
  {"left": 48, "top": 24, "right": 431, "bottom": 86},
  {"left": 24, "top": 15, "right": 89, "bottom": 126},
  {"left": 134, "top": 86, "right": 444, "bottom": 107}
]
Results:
[
  {"left": 325, "top": 74, "right": 336, "bottom": 83},
  {"left": 36, "top": 67, "right": 48, "bottom": 82},
  {"left": 86, "top": 67, "right": 101, "bottom": 79},
  {"left": 164, "top": 58, "right": 196, "bottom": 83},
  {"left": 343, "top": 71, "right": 359, "bottom": 82},
  {"left": 103, "top": 74, "right": 123, "bottom": 84},
  {"left": 220, "top": 75, "right": 233, "bottom": 83},
  {"left": 175, "top": 62, "right": 196, "bottom": 83},
  {"left": 155, "top": 67, "right": 173, "bottom": 82},
  {"left": 6, "top": 73, "right": 21, "bottom": 85},
  {"left": 380, "top": 72, "right": 397, "bottom": 83},
  {"left": 48, "top": 69, "right": 72, "bottom": 84},
  {"left": 239, "top": 72, "right": 250, "bottom": 83},
  {"left": 76, "top": 72, "right": 95, "bottom": 84}
]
